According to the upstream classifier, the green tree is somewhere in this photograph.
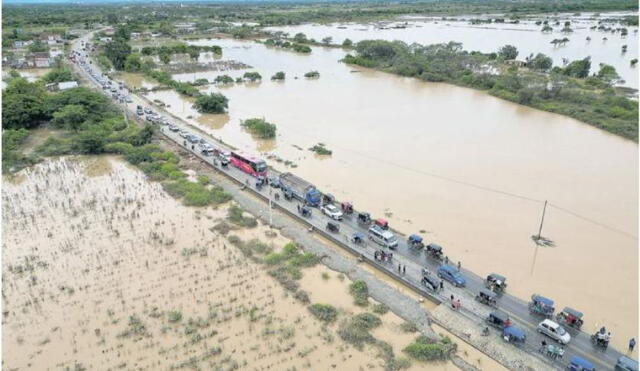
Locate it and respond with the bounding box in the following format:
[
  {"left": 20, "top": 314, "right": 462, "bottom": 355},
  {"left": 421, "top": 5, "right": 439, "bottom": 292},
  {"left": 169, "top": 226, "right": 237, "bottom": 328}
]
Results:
[
  {"left": 497, "top": 44, "right": 518, "bottom": 60},
  {"left": 596, "top": 64, "right": 620, "bottom": 85},
  {"left": 193, "top": 93, "right": 228, "bottom": 114},
  {"left": 342, "top": 38, "right": 353, "bottom": 47},
  {"left": 73, "top": 128, "right": 106, "bottom": 154},
  {"left": 271, "top": 71, "right": 285, "bottom": 80},
  {"left": 563, "top": 57, "right": 591, "bottom": 78},
  {"left": 114, "top": 25, "right": 131, "bottom": 41},
  {"left": 28, "top": 40, "right": 48, "bottom": 53},
  {"left": 2, "top": 78, "right": 48, "bottom": 129},
  {"left": 322, "top": 36, "right": 333, "bottom": 45},
  {"left": 243, "top": 72, "right": 262, "bottom": 82},
  {"left": 293, "top": 32, "right": 308, "bottom": 43},
  {"left": 104, "top": 39, "right": 132, "bottom": 70},
  {"left": 124, "top": 53, "right": 142, "bottom": 72},
  {"left": 42, "top": 66, "right": 74, "bottom": 83},
  {"left": 53, "top": 104, "right": 87, "bottom": 131},
  {"left": 529, "top": 53, "right": 553, "bottom": 71}
]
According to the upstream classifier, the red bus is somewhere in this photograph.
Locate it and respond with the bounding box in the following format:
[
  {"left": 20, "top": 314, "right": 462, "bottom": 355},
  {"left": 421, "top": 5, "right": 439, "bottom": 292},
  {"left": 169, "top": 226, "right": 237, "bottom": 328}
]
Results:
[{"left": 230, "top": 151, "right": 267, "bottom": 177}]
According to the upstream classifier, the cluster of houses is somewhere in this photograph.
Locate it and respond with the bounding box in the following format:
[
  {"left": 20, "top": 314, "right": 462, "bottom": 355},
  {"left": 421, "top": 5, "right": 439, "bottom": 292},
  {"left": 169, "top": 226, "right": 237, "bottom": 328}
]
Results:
[{"left": 4, "top": 32, "right": 65, "bottom": 69}]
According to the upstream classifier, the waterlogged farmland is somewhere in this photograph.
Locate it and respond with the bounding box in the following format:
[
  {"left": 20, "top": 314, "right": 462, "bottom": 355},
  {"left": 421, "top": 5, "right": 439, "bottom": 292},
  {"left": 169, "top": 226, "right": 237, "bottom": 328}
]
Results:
[{"left": 3, "top": 156, "right": 472, "bottom": 370}]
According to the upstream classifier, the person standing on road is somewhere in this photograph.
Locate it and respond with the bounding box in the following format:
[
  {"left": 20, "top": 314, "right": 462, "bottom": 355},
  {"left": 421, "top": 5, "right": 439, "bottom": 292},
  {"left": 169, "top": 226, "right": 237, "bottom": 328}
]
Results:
[
  {"left": 439, "top": 281, "right": 444, "bottom": 292},
  {"left": 398, "top": 263, "right": 402, "bottom": 273},
  {"left": 402, "top": 265, "right": 406, "bottom": 275},
  {"left": 457, "top": 261, "right": 461, "bottom": 271},
  {"left": 630, "top": 338, "right": 636, "bottom": 352}
]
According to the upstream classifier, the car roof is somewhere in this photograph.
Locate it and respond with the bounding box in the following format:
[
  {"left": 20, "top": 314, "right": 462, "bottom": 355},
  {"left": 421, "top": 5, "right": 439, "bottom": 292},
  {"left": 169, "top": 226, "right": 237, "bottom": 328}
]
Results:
[
  {"left": 490, "top": 310, "right": 509, "bottom": 321},
  {"left": 540, "top": 319, "right": 559, "bottom": 327},
  {"left": 570, "top": 356, "right": 594, "bottom": 370},
  {"left": 503, "top": 326, "right": 525, "bottom": 338},
  {"left": 532, "top": 295, "right": 554, "bottom": 307},
  {"left": 562, "top": 307, "right": 583, "bottom": 318},
  {"left": 489, "top": 273, "right": 506, "bottom": 281},
  {"left": 618, "top": 356, "right": 639, "bottom": 370},
  {"left": 440, "top": 264, "right": 458, "bottom": 272}
]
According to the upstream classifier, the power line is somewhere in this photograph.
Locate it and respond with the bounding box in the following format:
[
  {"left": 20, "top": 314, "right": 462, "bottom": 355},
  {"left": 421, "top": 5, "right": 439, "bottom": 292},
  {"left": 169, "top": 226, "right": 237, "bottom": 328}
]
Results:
[{"left": 269, "top": 121, "right": 637, "bottom": 240}]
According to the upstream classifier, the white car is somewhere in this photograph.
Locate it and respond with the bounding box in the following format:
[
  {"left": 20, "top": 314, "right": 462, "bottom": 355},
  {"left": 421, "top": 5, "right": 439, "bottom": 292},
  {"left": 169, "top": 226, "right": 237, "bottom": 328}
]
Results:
[
  {"left": 321, "top": 204, "right": 343, "bottom": 220},
  {"left": 537, "top": 319, "right": 571, "bottom": 345}
]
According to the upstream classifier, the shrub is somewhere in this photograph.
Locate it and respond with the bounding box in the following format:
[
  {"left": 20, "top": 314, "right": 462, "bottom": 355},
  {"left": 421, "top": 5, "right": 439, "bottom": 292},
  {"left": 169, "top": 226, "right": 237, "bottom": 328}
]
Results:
[
  {"left": 271, "top": 71, "right": 285, "bottom": 80},
  {"left": 168, "top": 310, "right": 183, "bottom": 323},
  {"left": 308, "top": 304, "right": 338, "bottom": 322},
  {"left": 372, "top": 303, "right": 389, "bottom": 315},
  {"left": 241, "top": 118, "right": 277, "bottom": 139},
  {"left": 349, "top": 280, "right": 369, "bottom": 306},
  {"left": 338, "top": 313, "right": 381, "bottom": 349},
  {"left": 193, "top": 92, "right": 228, "bottom": 114}
]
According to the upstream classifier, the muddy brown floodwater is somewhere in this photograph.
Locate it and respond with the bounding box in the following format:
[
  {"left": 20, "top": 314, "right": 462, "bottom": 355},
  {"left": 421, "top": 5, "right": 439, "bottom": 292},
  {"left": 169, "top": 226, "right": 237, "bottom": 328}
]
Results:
[
  {"left": 3, "top": 156, "right": 497, "bottom": 370},
  {"left": 134, "top": 34, "right": 639, "bottom": 350}
]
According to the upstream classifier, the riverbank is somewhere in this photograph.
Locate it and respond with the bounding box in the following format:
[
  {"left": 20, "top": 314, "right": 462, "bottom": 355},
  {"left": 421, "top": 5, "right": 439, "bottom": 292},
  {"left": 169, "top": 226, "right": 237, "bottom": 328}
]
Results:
[{"left": 343, "top": 40, "right": 637, "bottom": 141}]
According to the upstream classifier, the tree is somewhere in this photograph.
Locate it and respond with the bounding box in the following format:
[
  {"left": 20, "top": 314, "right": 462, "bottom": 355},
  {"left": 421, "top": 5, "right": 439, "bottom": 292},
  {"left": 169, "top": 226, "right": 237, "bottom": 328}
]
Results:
[
  {"left": 28, "top": 40, "right": 48, "bottom": 53},
  {"left": 73, "top": 128, "right": 106, "bottom": 154},
  {"left": 2, "top": 78, "right": 48, "bottom": 129},
  {"left": 43, "top": 66, "right": 74, "bottom": 83},
  {"left": 243, "top": 72, "right": 262, "bottom": 82},
  {"left": 563, "top": 57, "right": 591, "bottom": 78},
  {"left": 322, "top": 36, "right": 333, "bottom": 45},
  {"left": 193, "top": 93, "right": 228, "bottom": 114},
  {"left": 529, "top": 53, "right": 553, "bottom": 71},
  {"left": 53, "top": 104, "right": 87, "bottom": 131},
  {"left": 104, "top": 39, "right": 132, "bottom": 70},
  {"left": 293, "top": 32, "right": 308, "bottom": 43},
  {"left": 342, "top": 38, "right": 353, "bottom": 47},
  {"left": 214, "top": 75, "right": 234, "bottom": 84},
  {"left": 596, "top": 64, "right": 620, "bottom": 85},
  {"left": 497, "top": 45, "right": 518, "bottom": 60},
  {"left": 271, "top": 71, "right": 285, "bottom": 80},
  {"left": 114, "top": 25, "right": 131, "bottom": 41},
  {"left": 124, "top": 53, "right": 143, "bottom": 72},
  {"left": 541, "top": 25, "right": 553, "bottom": 32}
]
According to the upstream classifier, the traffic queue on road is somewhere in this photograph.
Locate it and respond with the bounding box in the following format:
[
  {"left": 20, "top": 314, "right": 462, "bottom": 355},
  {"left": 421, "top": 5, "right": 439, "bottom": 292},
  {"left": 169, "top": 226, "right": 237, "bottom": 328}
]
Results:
[{"left": 69, "top": 38, "right": 637, "bottom": 371}]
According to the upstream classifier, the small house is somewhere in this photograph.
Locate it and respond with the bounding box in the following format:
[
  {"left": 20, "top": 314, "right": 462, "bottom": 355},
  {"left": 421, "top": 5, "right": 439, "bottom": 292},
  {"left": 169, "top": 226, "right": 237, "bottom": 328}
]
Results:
[
  {"left": 505, "top": 59, "right": 527, "bottom": 67},
  {"left": 27, "top": 52, "right": 51, "bottom": 68}
]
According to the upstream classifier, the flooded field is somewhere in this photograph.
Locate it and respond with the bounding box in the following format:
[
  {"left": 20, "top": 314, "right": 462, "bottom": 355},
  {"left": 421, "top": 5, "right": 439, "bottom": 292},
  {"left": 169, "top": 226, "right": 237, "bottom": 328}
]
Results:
[
  {"left": 2, "top": 156, "right": 484, "bottom": 370},
  {"left": 140, "top": 34, "right": 638, "bottom": 350},
  {"left": 266, "top": 11, "right": 639, "bottom": 89}
]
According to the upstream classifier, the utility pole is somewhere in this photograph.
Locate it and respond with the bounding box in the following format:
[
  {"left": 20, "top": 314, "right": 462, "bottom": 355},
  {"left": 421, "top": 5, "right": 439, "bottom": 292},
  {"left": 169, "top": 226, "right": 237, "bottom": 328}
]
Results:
[{"left": 530, "top": 200, "right": 548, "bottom": 275}]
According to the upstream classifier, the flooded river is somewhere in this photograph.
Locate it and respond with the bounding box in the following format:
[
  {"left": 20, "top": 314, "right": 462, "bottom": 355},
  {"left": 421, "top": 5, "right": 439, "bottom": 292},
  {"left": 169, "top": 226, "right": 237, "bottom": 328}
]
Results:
[
  {"left": 266, "top": 12, "right": 639, "bottom": 89},
  {"left": 130, "top": 31, "right": 639, "bottom": 350}
]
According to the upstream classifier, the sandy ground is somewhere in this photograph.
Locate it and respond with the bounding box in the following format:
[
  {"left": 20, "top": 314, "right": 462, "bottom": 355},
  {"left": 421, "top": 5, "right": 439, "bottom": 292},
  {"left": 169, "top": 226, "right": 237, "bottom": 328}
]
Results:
[{"left": 2, "top": 155, "right": 495, "bottom": 370}]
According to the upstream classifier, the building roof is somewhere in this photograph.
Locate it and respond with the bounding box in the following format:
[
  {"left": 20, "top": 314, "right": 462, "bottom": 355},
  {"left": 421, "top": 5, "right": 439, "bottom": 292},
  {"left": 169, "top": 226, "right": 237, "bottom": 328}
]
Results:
[{"left": 58, "top": 81, "right": 79, "bottom": 90}]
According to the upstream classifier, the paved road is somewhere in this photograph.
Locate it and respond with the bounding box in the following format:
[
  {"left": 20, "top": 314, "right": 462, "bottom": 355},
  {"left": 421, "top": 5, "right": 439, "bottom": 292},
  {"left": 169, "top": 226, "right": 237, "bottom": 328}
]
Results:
[{"left": 69, "top": 32, "right": 631, "bottom": 371}]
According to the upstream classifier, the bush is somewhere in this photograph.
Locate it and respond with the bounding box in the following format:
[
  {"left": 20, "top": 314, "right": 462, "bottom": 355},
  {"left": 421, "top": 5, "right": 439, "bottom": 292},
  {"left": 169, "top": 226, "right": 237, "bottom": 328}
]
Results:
[
  {"left": 308, "top": 304, "right": 338, "bottom": 322},
  {"left": 271, "top": 71, "right": 285, "bottom": 80},
  {"left": 168, "top": 310, "right": 182, "bottom": 323},
  {"left": 349, "top": 280, "right": 369, "bottom": 306},
  {"left": 400, "top": 322, "right": 419, "bottom": 333},
  {"left": 241, "top": 118, "right": 277, "bottom": 139},
  {"left": 403, "top": 335, "right": 457, "bottom": 362},
  {"left": 338, "top": 313, "right": 382, "bottom": 349},
  {"left": 304, "top": 70, "right": 320, "bottom": 78},
  {"left": 193, "top": 93, "right": 228, "bottom": 114},
  {"left": 372, "top": 303, "right": 389, "bottom": 315},
  {"left": 227, "top": 204, "right": 256, "bottom": 227}
]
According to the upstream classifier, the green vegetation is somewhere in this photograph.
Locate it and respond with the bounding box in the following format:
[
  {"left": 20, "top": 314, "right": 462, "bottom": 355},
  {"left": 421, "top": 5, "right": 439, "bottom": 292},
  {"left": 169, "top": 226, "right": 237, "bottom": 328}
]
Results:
[
  {"left": 42, "top": 64, "right": 75, "bottom": 84},
  {"left": 271, "top": 71, "right": 285, "bottom": 81},
  {"left": 264, "top": 38, "right": 312, "bottom": 53},
  {"left": 309, "top": 143, "right": 332, "bottom": 155},
  {"left": 140, "top": 43, "right": 221, "bottom": 59},
  {"left": 228, "top": 238, "right": 318, "bottom": 304},
  {"left": 168, "top": 310, "right": 183, "bottom": 323},
  {"left": 241, "top": 118, "right": 277, "bottom": 139},
  {"left": 193, "top": 93, "right": 229, "bottom": 114},
  {"left": 349, "top": 280, "right": 369, "bottom": 307},
  {"left": 214, "top": 74, "right": 234, "bottom": 84},
  {"left": 144, "top": 69, "right": 201, "bottom": 97},
  {"left": 403, "top": 335, "right": 457, "bottom": 362},
  {"left": 343, "top": 40, "right": 638, "bottom": 140},
  {"left": 338, "top": 312, "right": 381, "bottom": 348},
  {"left": 243, "top": 72, "right": 262, "bottom": 82},
  {"left": 3, "top": 129, "right": 36, "bottom": 173},
  {"left": 372, "top": 303, "right": 389, "bottom": 315},
  {"left": 497, "top": 44, "right": 518, "bottom": 59},
  {"left": 400, "top": 322, "right": 419, "bottom": 333},
  {"left": 227, "top": 204, "right": 258, "bottom": 228},
  {"left": 304, "top": 71, "right": 320, "bottom": 78},
  {"left": 308, "top": 303, "right": 338, "bottom": 322}
]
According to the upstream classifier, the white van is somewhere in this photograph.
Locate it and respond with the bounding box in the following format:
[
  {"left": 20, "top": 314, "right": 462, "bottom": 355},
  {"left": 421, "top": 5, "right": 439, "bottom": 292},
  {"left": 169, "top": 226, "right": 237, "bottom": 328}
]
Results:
[{"left": 368, "top": 225, "right": 398, "bottom": 249}]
